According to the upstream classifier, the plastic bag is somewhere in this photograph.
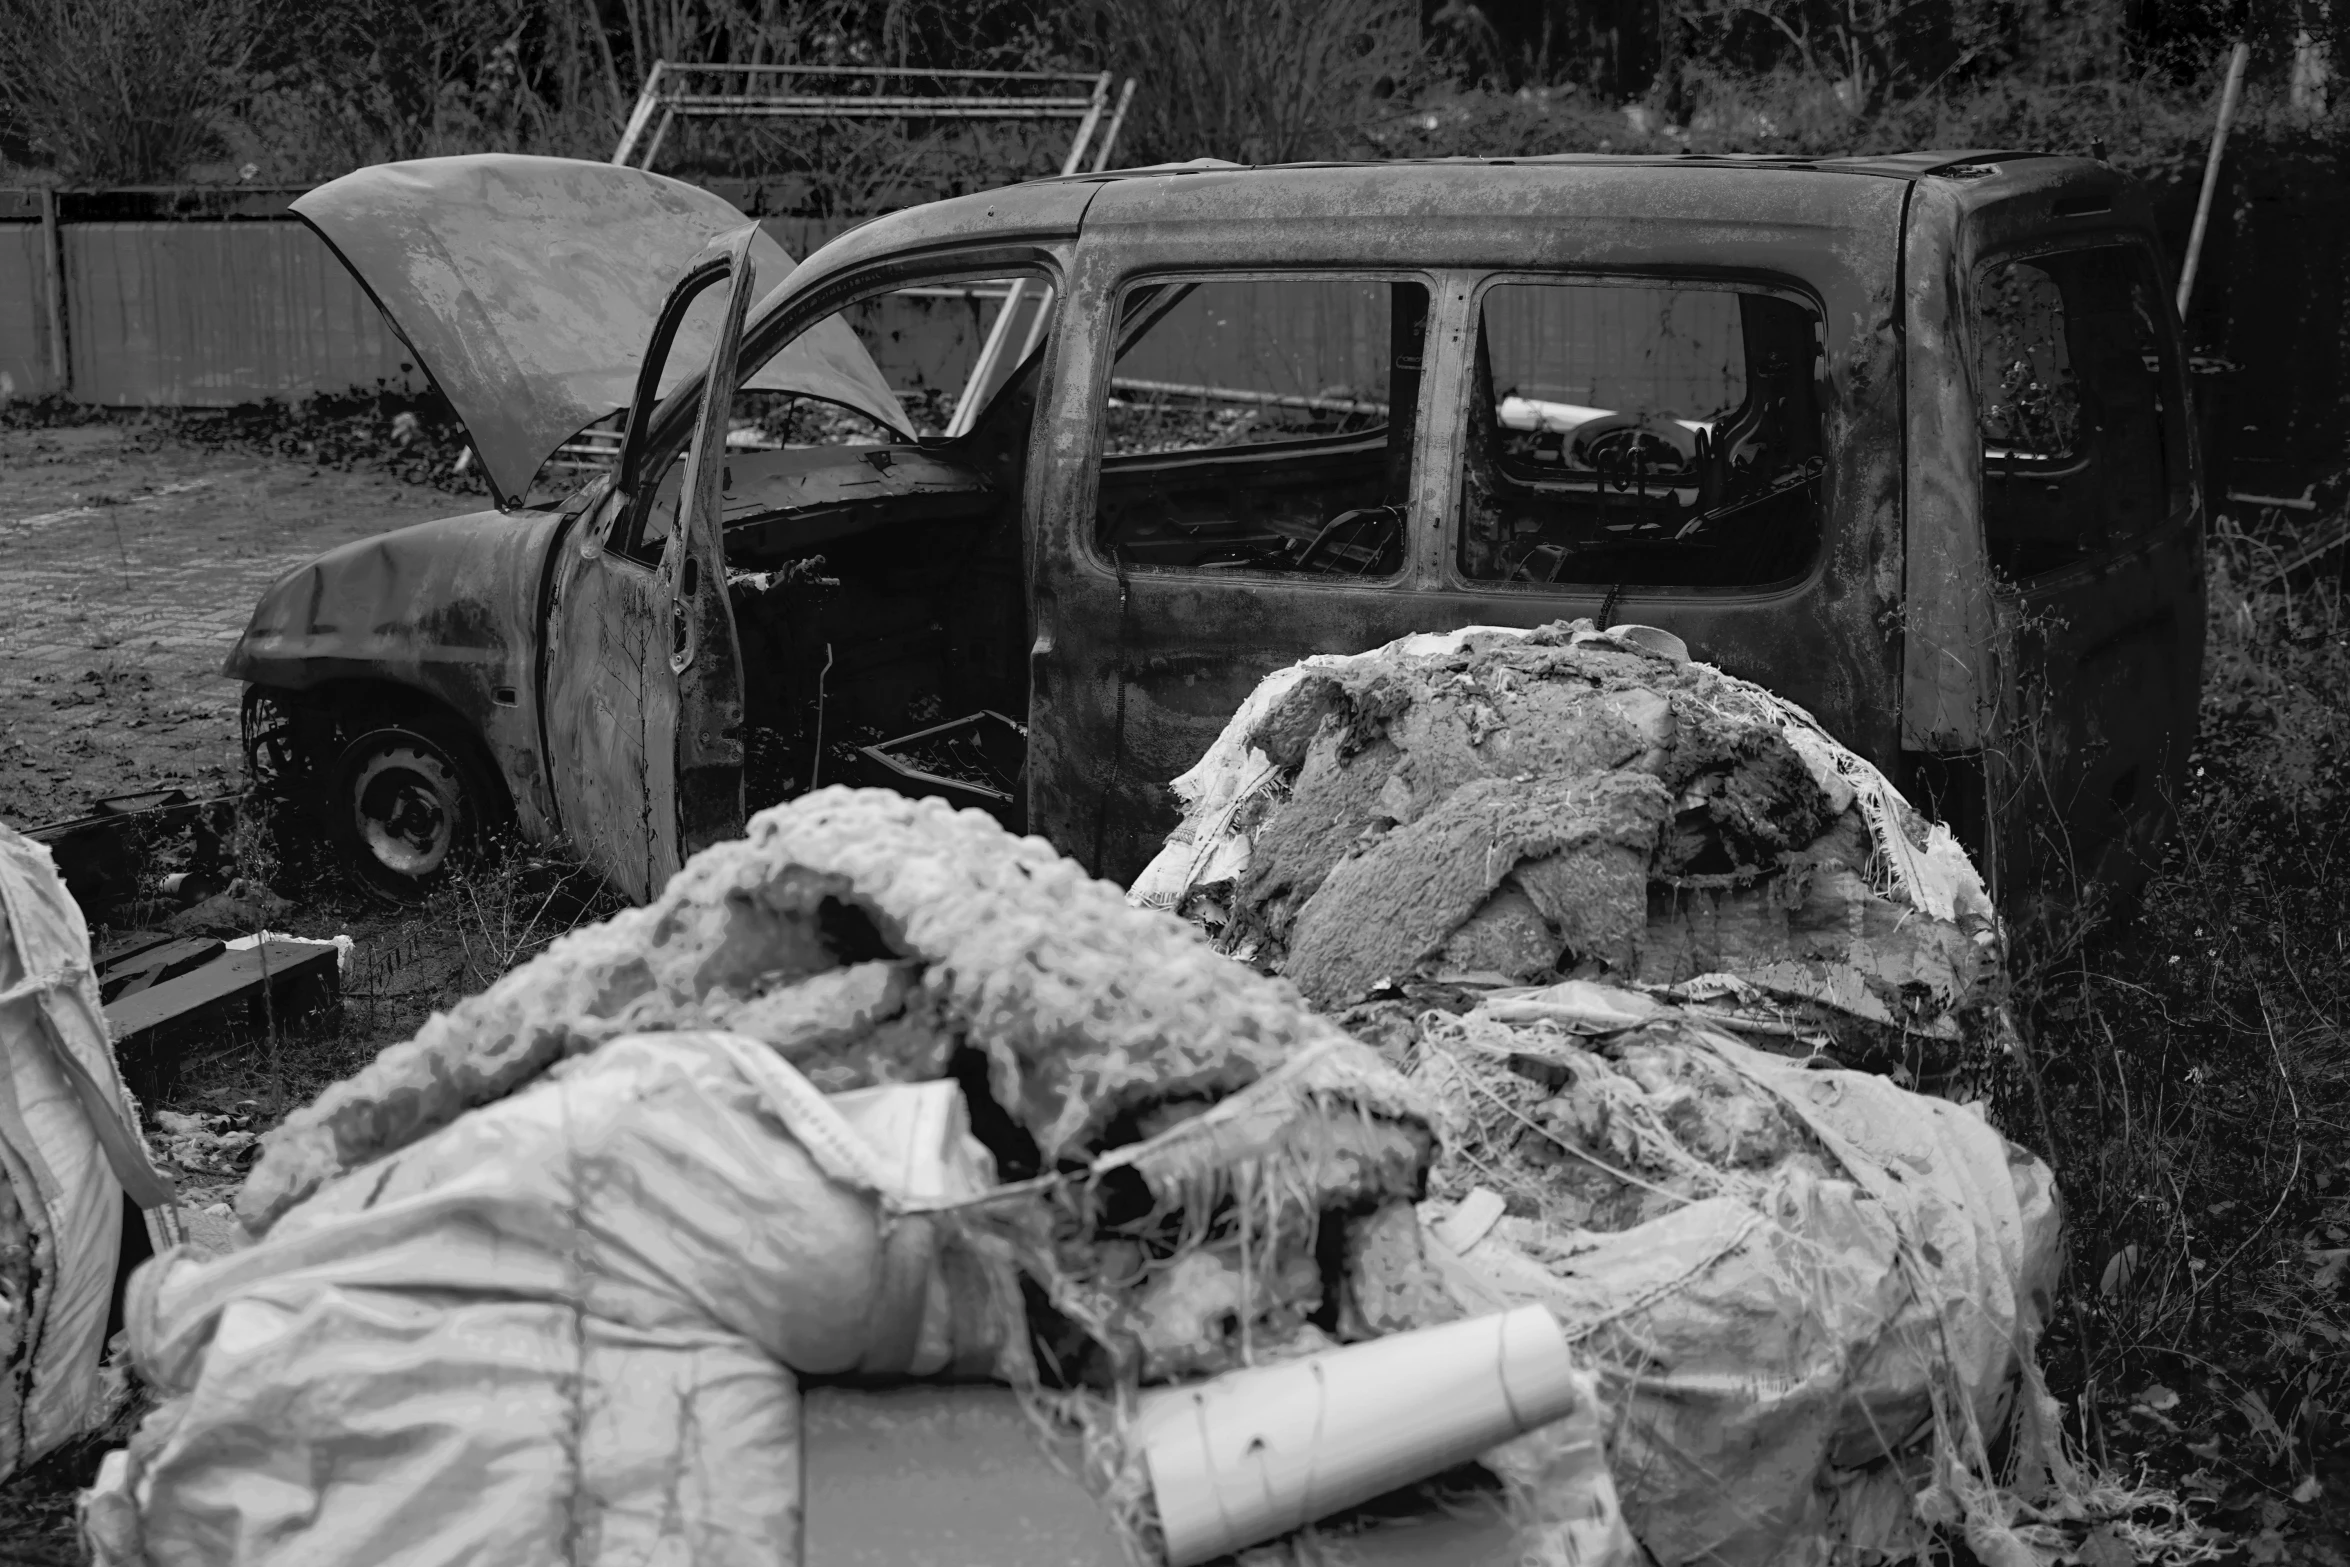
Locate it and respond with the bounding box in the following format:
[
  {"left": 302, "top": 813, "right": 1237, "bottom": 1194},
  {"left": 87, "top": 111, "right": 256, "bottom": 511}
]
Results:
[{"left": 81, "top": 1032, "right": 1003, "bottom": 1567}]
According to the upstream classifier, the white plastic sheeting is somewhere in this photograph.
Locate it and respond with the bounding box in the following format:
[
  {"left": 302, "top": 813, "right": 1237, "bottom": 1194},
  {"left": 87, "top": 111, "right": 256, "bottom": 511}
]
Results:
[
  {"left": 81, "top": 1032, "right": 1000, "bottom": 1567},
  {"left": 0, "top": 824, "right": 177, "bottom": 1482},
  {"left": 1416, "top": 988, "right": 2066, "bottom": 1567}
]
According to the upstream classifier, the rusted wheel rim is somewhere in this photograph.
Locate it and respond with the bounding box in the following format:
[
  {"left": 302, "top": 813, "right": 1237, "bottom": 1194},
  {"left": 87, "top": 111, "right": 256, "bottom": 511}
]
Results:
[{"left": 349, "top": 744, "right": 462, "bottom": 878}]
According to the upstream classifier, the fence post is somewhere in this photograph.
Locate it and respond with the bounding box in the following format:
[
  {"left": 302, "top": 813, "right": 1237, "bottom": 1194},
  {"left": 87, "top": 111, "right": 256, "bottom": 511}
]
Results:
[{"left": 38, "top": 187, "right": 69, "bottom": 396}]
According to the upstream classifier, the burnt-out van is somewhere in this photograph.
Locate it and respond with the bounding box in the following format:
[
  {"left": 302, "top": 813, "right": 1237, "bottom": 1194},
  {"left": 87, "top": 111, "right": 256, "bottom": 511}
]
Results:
[{"left": 230, "top": 150, "right": 2201, "bottom": 906}]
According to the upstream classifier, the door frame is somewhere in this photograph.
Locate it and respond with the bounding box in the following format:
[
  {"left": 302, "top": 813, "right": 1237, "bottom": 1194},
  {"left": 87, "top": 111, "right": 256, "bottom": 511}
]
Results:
[{"left": 540, "top": 225, "right": 759, "bottom": 900}]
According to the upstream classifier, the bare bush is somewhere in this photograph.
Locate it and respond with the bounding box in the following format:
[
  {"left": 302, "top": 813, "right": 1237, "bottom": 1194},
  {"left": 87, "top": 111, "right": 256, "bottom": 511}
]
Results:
[
  {"left": 1085, "top": 0, "right": 1423, "bottom": 164},
  {"left": 0, "top": 0, "right": 269, "bottom": 181}
]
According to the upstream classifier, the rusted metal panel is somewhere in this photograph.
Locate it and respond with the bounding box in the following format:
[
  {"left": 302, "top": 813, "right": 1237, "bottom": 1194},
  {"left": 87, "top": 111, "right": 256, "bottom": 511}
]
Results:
[
  {"left": 292, "top": 156, "right": 909, "bottom": 509},
  {"left": 220, "top": 507, "right": 569, "bottom": 844},
  {"left": 1945, "top": 163, "right": 2205, "bottom": 895},
  {"left": 662, "top": 227, "right": 756, "bottom": 869},
  {"left": 0, "top": 220, "right": 54, "bottom": 400},
  {"left": 61, "top": 219, "right": 419, "bottom": 407},
  {"left": 1027, "top": 164, "right": 1911, "bottom": 882},
  {"left": 543, "top": 495, "right": 666, "bottom": 900},
  {"left": 1901, "top": 178, "right": 1997, "bottom": 754}
]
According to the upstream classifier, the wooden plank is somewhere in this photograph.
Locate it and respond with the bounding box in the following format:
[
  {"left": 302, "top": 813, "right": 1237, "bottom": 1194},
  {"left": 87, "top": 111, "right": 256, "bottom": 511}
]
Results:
[
  {"left": 104, "top": 940, "right": 340, "bottom": 1046},
  {"left": 101, "top": 936, "right": 226, "bottom": 1002},
  {"left": 92, "top": 929, "right": 178, "bottom": 968}
]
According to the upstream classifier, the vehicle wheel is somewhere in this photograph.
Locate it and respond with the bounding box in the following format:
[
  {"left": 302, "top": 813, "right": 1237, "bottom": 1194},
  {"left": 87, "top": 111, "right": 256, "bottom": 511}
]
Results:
[{"left": 328, "top": 718, "right": 502, "bottom": 902}]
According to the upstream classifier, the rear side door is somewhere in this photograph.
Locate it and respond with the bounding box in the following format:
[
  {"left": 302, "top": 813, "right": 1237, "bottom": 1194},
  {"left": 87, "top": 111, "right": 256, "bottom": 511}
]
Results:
[
  {"left": 1028, "top": 195, "right": 1903, "bottom": 887},
  {"left": 1026, "top": 260, "right": 1449, "bottom": 882},
  {"left": 541, "top": 230, "right": 755, "bottom": 900},
  {"left": 1960, "top": 232, "right": 2203, "bottom": 897}
]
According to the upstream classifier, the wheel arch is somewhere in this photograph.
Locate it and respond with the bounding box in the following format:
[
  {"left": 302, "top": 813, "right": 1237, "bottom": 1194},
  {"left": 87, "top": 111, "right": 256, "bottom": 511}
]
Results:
[{"left": 243, "top": 677, "right": 520, "bottom": 830}]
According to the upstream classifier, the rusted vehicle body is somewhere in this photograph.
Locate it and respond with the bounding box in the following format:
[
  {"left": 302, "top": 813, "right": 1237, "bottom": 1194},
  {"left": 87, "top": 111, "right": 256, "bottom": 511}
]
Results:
[{"left": 231, "top": 151, "right": 2203, "bottom": 906}]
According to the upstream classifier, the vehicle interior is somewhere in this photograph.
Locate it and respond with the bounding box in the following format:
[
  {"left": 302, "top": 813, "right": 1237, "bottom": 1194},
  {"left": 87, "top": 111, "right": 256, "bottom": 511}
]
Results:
[
  {"left": 1092, "top": 277, "right": 1429, "bottom": 578},
  {"left": 1456, "top": 281, "right": 1826, "bottom": 589},
  {"left": 620, "top": 274, "right": 1052, "bottom": 828}
]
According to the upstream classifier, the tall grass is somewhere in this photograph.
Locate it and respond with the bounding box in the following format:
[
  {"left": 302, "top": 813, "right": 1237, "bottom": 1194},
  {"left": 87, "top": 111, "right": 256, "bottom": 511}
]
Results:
[{"left": 2012, "top": 507, "right": 2350, "bottom": 1512}]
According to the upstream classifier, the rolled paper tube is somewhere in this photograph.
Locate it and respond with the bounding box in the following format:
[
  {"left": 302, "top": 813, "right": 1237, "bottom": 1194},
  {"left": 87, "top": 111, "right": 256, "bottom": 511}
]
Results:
[{"left": 1137, "top": 1305, "right": 1585, "bottom": 1567}]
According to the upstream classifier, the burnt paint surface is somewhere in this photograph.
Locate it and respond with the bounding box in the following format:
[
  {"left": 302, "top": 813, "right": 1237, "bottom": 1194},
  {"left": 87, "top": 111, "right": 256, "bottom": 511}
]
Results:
[
  {"left": 1901, "top": 177, "right": 2000, "bottom": 758},
  {"left": 542, "top": 488, "right": 666, "bottom": 898},
  {"left": 534, "top": 230, "right": 759, "bottom": 902},
  {"left": 223, "top": 507, "right": 565, "bottom": 840},
  {"left": 1027, "top": 162, "right": 1912, "bottom": 883},
  {"left": 1942, "top": 161, "right": 2206, "bottom": 895}
]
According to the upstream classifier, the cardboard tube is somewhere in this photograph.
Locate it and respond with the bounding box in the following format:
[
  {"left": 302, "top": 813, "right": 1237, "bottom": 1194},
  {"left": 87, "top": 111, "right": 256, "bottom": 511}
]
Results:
[{"left": 1137, "top": 1305, "right": 1585, "bottom": 1567}]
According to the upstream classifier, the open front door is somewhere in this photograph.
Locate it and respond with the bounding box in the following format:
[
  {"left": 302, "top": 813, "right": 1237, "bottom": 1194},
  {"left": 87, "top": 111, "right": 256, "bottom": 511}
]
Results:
[{"left": 543, "top": 229, "right": 754, "bottom": 900}]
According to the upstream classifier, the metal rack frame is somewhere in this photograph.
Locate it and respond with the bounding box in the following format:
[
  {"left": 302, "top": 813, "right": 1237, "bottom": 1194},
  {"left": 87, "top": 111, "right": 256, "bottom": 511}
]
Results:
[{"left": 608, "top": 62, "right": 1136, "bottom": 442}]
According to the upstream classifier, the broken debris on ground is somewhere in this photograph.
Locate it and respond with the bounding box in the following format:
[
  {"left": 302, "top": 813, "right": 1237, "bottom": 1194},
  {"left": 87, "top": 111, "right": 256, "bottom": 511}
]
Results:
[
  {"left": 1130, "top": 619, "right": 2005, "bottom": 1080},
  {"left": 88, "top": 791, "right": 1478, "bottom": 1567},
  {"left": 75, "top": 789, "right": 2201, "bottom": 1567}
]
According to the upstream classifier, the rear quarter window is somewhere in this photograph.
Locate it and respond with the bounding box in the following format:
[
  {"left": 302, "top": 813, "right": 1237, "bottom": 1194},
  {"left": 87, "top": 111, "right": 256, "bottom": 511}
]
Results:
[{"left": 1972, "top": 244, "right": 2186, "bottom": 581}]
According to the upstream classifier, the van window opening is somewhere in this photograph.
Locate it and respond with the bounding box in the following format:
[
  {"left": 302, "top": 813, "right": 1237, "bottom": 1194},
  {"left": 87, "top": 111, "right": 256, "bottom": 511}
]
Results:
[
  {"left": 1093, "top": 275, "right": 1432, "bottom": 580},
  {"left": 1973, "top": 245, "right": 2182, "bottom": 581},
  {"left": 634, "top": 269, "right": 1056, "bottom": 824},
  {"left": 1456, "top": 279, "right": 1826, "bottom": 591}
]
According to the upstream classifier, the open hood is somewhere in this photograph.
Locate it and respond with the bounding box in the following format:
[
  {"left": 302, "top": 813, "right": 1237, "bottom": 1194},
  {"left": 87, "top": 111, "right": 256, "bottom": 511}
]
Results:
[{"left": 296, "top": 155, "right": 912, "bottom": 508}]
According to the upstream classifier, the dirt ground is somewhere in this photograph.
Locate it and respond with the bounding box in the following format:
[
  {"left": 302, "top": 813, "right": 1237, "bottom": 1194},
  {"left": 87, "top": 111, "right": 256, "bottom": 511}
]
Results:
[
  {"left": 0, "top": 417, "right": 604, "bottom": 1564},
  {"left": 0, "top": 421, "right": 454, "bottom": 827}
]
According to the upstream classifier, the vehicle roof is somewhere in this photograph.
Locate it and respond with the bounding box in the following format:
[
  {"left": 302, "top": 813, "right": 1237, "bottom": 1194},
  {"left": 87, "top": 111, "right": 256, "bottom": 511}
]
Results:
[{"left": 809, "top": 148, "right": 2113, "bottom": 259}]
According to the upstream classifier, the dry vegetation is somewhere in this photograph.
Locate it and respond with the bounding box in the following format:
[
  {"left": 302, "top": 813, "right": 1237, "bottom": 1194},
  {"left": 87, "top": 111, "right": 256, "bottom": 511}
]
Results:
[
  {"left": 0, "top": 1, "right": 2338, "bottom": 194},
  {"left": 2005, "top": 513, "right": 2350, "bottom": 1565}
]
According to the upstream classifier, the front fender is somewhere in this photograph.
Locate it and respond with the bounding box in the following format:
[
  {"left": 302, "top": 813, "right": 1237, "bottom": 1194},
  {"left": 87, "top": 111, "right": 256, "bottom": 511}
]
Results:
[{"left": 225, "top": 507, "right": 567, "bottom": 839}]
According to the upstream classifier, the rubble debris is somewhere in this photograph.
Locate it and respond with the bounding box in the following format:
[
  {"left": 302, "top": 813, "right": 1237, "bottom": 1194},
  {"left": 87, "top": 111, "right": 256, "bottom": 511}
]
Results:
[
  {"left": 79, "top": 792, "right": 2145, "bottom": 1567},
  {"left": 93, "top": 934, "right": 225, "bottom": 1002},
  {"left": 234, "top": 788, "right": 1426, "bottom": 1236},
  {"left": 859, "top": 708, "right": 1027, "bottom": 814},
  {"left": 0, "top": 823, "right": 181, "bottom": 1485},
  {"left": 1398, "top": 978, "right": 2200, "bottom": 1567},
  {"left": 85, "top": 791, "right": 1460, "bottom": 1567},
  {"left": 1131, "top": 620, "right": 2004, "bottom": 1075},
  {"left": 103, "top": 937, "right": 343, "bottom": 1100},
  {"left": 148, "top": 1110, "right": 260, "bottom": 1180},
  {"left": 20, "top": 790, "right": 236, "bottom": 918},
  {"left": 161, "top": 878, "right": 297, "bottom": 937}
]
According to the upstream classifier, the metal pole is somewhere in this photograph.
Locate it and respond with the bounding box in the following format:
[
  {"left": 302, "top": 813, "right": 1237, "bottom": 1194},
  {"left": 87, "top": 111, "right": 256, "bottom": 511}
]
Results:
[
  {"left": 2177, "top": 39, "right": 2251, "bottom": 322},
  {"left": 639, "top": 108, "right": 677, "bottom": 172},
  {"left": 38, "top": 187, "right": 68, "bottom": 395},
  {"left": 945, "top": 74, "right": 1113, "bottom": 438},
  {"left": 1002, "top": 80, "right": 1139, "bottom": 370},
  {"left": 613, "top": 61, "right": 667, "bottom": 165},
  {"left": 1090, "top": 78, "right": 1138, "bottom": 173}
]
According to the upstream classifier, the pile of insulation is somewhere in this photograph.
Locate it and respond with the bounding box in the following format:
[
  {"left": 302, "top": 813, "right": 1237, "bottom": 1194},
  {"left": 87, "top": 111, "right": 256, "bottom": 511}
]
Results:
[
  {"left": 1130, "top": 620, "right": 2006, "bottom": 1078},
  {"left": 1404, "top": 978, "right": 2206, "bottom": 1567},
  {"left": 81, "top": 790, "right": 1524, "bottom": 1567}
]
